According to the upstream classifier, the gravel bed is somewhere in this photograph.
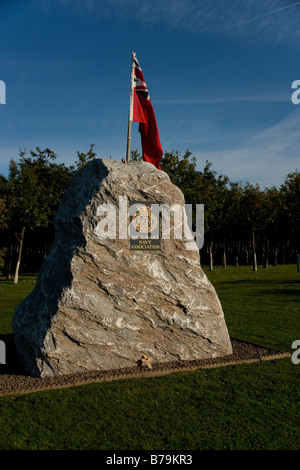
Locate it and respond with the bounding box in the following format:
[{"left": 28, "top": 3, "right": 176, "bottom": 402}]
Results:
[{"left": 0, "top": 338, "right": 290, "bottom": 397}]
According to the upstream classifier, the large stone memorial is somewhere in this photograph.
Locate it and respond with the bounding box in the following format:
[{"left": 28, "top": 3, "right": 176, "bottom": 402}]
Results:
[{"left": 13, "top": 159, "right": 232, "bottom": 377}]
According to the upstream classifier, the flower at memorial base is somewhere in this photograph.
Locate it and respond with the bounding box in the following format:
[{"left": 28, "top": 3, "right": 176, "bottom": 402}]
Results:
[{"left": 138, "top": 354, "right": 153, "bottom": 369}]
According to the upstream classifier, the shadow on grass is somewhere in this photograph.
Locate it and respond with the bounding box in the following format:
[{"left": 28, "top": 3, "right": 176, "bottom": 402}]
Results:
[
  {"left": 266, "top": 288, "right": 300, "bottom": 296},
  {"left": 0, "top": 275, "right": 37, "bottom": 282},
  {"left": 0, "top": 334, "right": 28, "bottom": 376},
  {"left": 217, "top": 279, "right": 300, "bottom": 286}
]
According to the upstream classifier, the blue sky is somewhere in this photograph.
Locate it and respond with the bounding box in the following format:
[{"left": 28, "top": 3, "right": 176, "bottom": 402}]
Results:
[{"left": 0, "top": 0, "right": 299, "bottom": 188}]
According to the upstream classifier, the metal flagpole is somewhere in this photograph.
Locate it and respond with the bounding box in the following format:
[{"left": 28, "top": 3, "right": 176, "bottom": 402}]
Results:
[
  {"left": 125, "top": 122, "right": 132, "bottom": 164},
  {"left": 126, "top": 52, "right": 136, "bottom": 163}
]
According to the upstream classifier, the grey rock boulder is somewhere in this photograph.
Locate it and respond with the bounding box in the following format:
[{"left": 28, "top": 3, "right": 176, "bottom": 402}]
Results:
[{"left": 13, "top": 158, "right": 232, "bottom": 377}]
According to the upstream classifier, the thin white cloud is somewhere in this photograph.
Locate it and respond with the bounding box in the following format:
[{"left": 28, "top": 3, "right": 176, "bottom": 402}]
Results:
[
  {"left": 220, "top": 1, "right": 300, "bottom": 31},
  {"left": 52, "top": 0, "right": 300, "bottom": 47},
  {"left": 193, "top": 110, "right": 300, "bottom": 188},
  {"left": 154, "top": 92, "right": 289, "bottom": 105}
]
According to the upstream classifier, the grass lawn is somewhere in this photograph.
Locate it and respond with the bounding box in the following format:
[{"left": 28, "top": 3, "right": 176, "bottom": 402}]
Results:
[
  {"left": 203, "top": 264, "right": 300, "bottom": 352},
  {"left": 0, "top": 265, "right": 299, "bottom": 450}
]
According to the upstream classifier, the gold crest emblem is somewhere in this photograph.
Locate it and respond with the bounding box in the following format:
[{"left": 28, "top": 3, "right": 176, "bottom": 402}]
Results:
[{"left": 132, "top": 204, "right": 158, "bottom": 233}]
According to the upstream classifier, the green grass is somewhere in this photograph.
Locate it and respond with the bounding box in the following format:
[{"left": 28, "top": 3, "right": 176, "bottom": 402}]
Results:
[
  {"left": 0, "top": 274, "right": 36, "bottom": 334},
  {"left": 0, "top": 360, "right": 298, "bottom": 450},
  {"left": 203, "top": 264, "right": 300, "bottom": 352},
  {"left": 0, "top": 266, "right": 299, "bottom": 450}
]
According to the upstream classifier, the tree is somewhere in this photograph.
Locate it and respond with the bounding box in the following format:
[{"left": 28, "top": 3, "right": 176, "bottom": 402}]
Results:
[
  {"left": 74, "top": 144, "right": 96, "bottom": 170},
  {"left": 0, "top": 174, "right": 8, "bottom": 229},
  {"left": 280, "top": 171, "right": 300, "bottom": 261},
  {"left": 2, "top": 143, "right": 298, "bottom": 275},
  {"left": 128, "top": 149, "right": 143, "bottom": 163},
  {"left": 225, "top": 182, "right": 245, "bottom": 267},
  {"left": 239, "top": 183, "right": 268, "bottom": 271},
  {"left": 0, "top": 175, "right": 9, "bottom": 277},
  {"left": 4, "top": 147, "right": 73, "bottom": 283},
  {"left": 260, "top": 186, "right": 280, "bottom": 268},
  {"left": 193, "top": 161, "right": 229, "bottom": 270}
]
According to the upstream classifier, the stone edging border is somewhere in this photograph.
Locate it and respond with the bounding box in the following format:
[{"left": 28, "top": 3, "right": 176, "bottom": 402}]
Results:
[{"left": 0, "top": 338, "right": 291, "bottom": 397}]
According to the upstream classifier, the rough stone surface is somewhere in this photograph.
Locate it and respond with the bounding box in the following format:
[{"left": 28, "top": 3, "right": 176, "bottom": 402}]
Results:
[{"left": 13, "top": 159, "right": 232, "bottom": 378}]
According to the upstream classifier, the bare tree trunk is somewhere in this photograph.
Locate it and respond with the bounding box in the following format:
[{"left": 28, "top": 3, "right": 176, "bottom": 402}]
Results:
[
  {"left": 263, "top": 239, "right": 269, "bottom": 268},
  {"left": 14, "top": 226, "right": 25, "bottom": 284},
  {"left": 274, "top": 243, "right": 278, "bottom": 267},
  {"left": 245, "top": 245, "right": 249, "bottom": 266},
  {"left": 209, "top": 241, "right": 213, "bottom": 271},
  {"left": 252, "top": 230, "right": 257, "bottom": 271},
  {"left": 222, "top": 244, "right": 226, "bottom": 269},
  {"left": 235, "top": 242, "right": 239, "bottom": 267}
]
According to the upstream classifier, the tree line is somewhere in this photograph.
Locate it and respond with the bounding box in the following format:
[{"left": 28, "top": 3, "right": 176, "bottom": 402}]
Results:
[{"left": 0, "top": 146, "right": 299, "bottom": 283}]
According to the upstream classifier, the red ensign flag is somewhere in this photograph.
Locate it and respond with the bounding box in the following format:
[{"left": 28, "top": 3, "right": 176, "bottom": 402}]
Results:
[{"left": 130, "top": 53, "right": 163, "bottom": 170}]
